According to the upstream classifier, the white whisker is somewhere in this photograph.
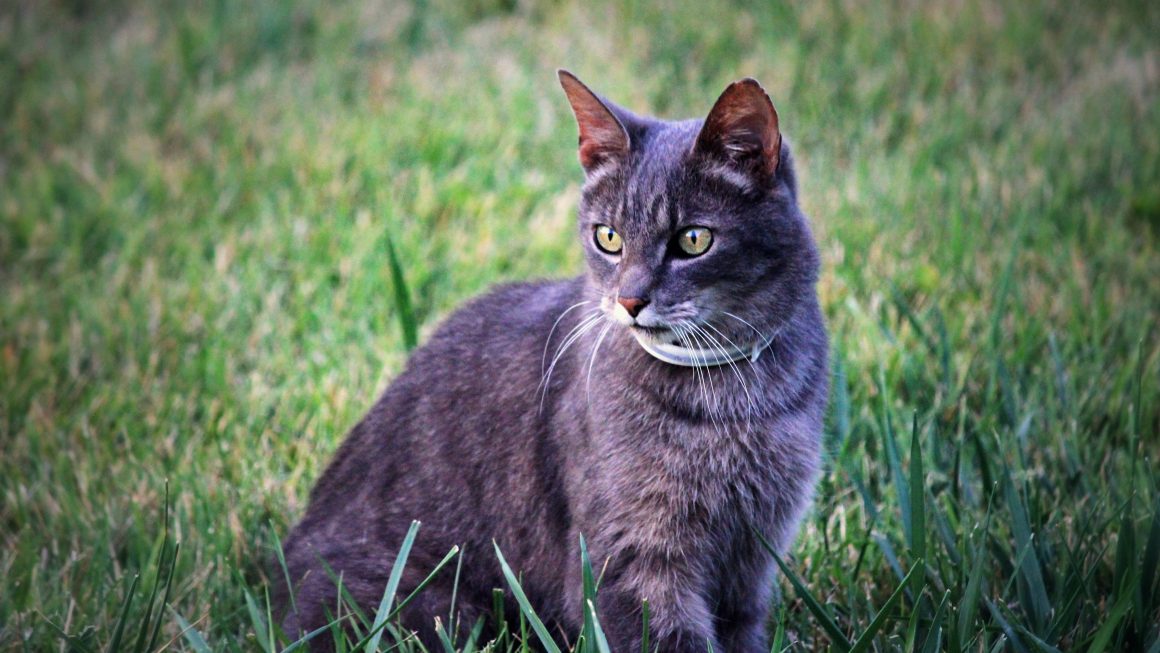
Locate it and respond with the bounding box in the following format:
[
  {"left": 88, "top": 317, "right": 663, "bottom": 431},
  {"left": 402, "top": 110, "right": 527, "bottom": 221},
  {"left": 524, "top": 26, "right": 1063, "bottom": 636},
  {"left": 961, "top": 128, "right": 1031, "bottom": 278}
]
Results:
[
  {"left": 676, "top": 320, "right": 720, "bottom": 433},
  {"left": 722, "top": 311, "right": 771, "bottom": 348},
  {"left": 693, "top": 321, "right": 756, "bottom": 434},
  {"left": 585, "top": 321, "right": 613, "bottom": 403},
  {"left": 538, "top": 311, "right": 603, "bottom": 414},
  {"left": 682, "top": 322, "right": 727, "bottom": 434},
  {"left": 541, "top": 300, "right": 595, "bottom": 375}
]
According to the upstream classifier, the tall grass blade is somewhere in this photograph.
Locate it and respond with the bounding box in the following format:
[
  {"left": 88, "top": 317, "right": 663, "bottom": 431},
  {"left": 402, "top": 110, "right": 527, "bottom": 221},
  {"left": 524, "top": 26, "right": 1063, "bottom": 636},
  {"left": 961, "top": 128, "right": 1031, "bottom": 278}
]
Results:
[
  {"left": 831, "top": 349, "right": 850, "bottom": 455},
  {"left": 272, "top": 526, "right": 300, "bottom": 620},
  {"left": 640, "top": 598, "right": 650, "bottom": 653},
  {"left": 143, "top": 541, "right": 180, "bottom": 653},
  {"left": 957, "top": 513, "right": 990, "bottom": 650},
  {"left": 984, "top": 599, "right": 1030, "bottom": 653},
  {"left": 106, "top": 574, "right": 140, "bottom": 653},
  {"left": 882, "top": 403, "right": 911, "bottom": 546},
  {"left": 1084, "top": 592, "right": 1133, "bottom": 653},
  {"left": 172, "top": 609, "right": 212, "bottom": 653},
  {"left": 847, "top": 560, "right": 924, "bottom": 653},
  {"left": 585, "top": 599, "right": 612, "bottom": 653},
  {"left": 1003, "top": 470, "right": 1050, "bottom": 633},
  {"left": 580, "top": 535, "right": 599, "bottom": 653},
  {"left": 434, "top": 617, "right": 456, "bottom": 653},
  {"left": 921, "top": 590, "right": 950, "bottom": 653},
  {"left": 1141, "top": 496, "right": 1160, "bottom": 618},
  {"left": 283, "top": 616, "right": 363, "bottom": 653},
  {"left": 493, "top": 541, "right": 562, "bottom": 653},
  {"left": 758, "top": 532, "right": 851, "bottom": 651},
  {"left": 769, "top": 603, "right": 786, "bottom": 653},
  {"left": 462, "top": 617, "right": 485, "bottom": 653},
  {"left": 133, "top": 492, "right": 170, "bottom": 653},
  {"left": 353, "top": 538, "right": 459, "bottom": 650},
  {"left": 364, "top": 520, "right": 421, "bottom": 652},
  {"left": 909, "top": 412, "right": 926, "bottom": 563},
  {"left": 384, "top": 231, "right": 418, "bottom": 351},
  {"left": 448, "top": 541, "right": 466, "bottom": 645},
  {"left": 244, "top": 587, "right": 274, "bottom": 653}
]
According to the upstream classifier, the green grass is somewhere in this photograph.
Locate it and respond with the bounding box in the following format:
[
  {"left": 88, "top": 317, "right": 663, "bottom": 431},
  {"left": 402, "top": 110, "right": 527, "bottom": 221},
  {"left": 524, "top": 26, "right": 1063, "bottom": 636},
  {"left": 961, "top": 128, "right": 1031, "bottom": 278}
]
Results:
[{"left": 2, "top": 0, "right": 1159, "bottom": 650}]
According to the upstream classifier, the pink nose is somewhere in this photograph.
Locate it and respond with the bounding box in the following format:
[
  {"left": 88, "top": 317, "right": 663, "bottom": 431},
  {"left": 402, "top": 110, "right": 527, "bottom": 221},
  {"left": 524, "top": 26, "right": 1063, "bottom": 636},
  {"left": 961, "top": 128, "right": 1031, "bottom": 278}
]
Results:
[{"left": 617, "top": 296, "right": 648, "bottom": 318}]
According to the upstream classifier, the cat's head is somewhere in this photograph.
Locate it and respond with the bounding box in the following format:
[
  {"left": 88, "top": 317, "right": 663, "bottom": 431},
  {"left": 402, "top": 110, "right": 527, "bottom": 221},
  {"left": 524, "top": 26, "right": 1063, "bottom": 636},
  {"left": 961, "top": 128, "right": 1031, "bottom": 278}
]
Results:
[{"left": 558, "top": 70, "right": 820, "bottom": 359}]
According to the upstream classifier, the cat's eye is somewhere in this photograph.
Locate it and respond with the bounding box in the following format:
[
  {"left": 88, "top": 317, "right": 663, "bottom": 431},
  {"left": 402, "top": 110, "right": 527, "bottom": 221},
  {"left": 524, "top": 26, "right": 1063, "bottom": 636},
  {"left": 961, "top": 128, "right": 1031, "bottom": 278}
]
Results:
[
  {"left": 676, "top": 227, "right": 713, "bottom": 256},
  {"left": 594, "top": 225, "right": 623, "bottom": 254}
]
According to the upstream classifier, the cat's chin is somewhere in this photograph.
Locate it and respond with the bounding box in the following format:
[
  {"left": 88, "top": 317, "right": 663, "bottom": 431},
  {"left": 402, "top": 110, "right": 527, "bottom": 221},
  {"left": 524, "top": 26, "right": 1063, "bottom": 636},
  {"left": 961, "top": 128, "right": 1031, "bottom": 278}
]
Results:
[
  {"left": 629, "top": 325, "right": 682, "bottom": 347},
  {"left": 629, "top": 323, "right": 769, "bottom": 368}
]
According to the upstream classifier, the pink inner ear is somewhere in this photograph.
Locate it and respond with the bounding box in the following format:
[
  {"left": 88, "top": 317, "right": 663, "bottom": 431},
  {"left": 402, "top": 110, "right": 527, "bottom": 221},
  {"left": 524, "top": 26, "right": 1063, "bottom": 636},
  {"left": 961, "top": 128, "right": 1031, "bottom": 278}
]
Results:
[
  {"left": 577, "top": 113, "right": 628, "bottom": 169},
  {"left": 559, "top": 72, "right": 630, "bottom": 171},
  {"left": 696, "top": 79, "right": 781, "bottom": 177}
]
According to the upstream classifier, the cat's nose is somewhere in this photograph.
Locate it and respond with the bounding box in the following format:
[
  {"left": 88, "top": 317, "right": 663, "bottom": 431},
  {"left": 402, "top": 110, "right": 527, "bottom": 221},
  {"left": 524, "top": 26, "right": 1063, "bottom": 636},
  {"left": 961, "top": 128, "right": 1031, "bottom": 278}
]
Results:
[{"left": 617, "top": 296, "right": 649, "bottom": 318}]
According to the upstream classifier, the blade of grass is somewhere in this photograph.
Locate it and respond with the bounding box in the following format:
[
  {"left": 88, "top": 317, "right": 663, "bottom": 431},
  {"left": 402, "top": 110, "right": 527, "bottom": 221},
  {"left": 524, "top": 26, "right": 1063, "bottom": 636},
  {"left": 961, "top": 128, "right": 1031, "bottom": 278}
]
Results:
[
  {"left": 1141, "top": 495, "right": 1160, "bottom": 618},
  {"left": 921, "top": 590, "right": 950, "bottom": 653},
  {"left": 364, "top": 520, "right": 421, "bottom": 652},
  {"left": 105, "top": 574, "right": 139, "bottom": 653},
  {"left": 243, "top": 587, "right": 274, "bottom": 653},
  {"left": 640, "top": 599, "right": 650, "bottom": 653},
  {"left": 493, "top": 541, "right": 562, "bottom": 653},
  {"left": 758, "top": 532, "right": 851, "bottom": 652},
  {"left": 461, "top": 617, "right": 485, "bottom": 653},
  {"left": 144, "top": 541, "right": 180, "bottom": 653},
  {"left": 585, "top": 599, "right": 612, "bottom": 653},
  {"left": 448, "top": 541, "right": 466, "bottom": 647},
  {"left": 909, "top": 412, "right": 927, "bottom": 564},
  {"left": 171, "top": 609, "right": 212, "bottom": 653},
  {"left": 984, "top": 599, "right": 1031, "bottom": 653},
  {"left": 384, "top": 231, "right": 418, "bottom": 351},
  {"left": 881, "top": 399, "right": 911, "bottom": 547},
  {"left": 848, "top": 560, "right": 924, "bottom": 653},
  {"left": 353, "top": 543, "right": 460, "bottom": 650},
  {"left": 831, "top": 348, "right": 850, "bottom": 456},
  {"left": 957, "top": 511, "right": 991, "bottom": 651},
  {"left": 1003, "top": 468, "right": 1050, "bottom": 634},
  {"left": 133, "top": 491, "right": 170, "bottom": 653},
  {"left": 434, "top": 617, "right": 456, "bottom": 653},
  {"left": 282, "top": 615, "right": 363, "bottom": 653},
  {"left": 1084, "top": 592, "right": 1133, "bottom": 653},
  {"left": 272, "top": 526, "right": 300, "bottom": 621},
  {"left": 769, "top": 603, "right": 786, "bottom": 653}
]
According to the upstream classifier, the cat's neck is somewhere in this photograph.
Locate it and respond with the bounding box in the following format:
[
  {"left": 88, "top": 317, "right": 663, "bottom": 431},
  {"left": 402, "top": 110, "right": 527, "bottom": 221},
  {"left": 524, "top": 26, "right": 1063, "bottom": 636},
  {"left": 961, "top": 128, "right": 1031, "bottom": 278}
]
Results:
[{"left": 577, "top": 306, "right": 822, "bottom": 426}]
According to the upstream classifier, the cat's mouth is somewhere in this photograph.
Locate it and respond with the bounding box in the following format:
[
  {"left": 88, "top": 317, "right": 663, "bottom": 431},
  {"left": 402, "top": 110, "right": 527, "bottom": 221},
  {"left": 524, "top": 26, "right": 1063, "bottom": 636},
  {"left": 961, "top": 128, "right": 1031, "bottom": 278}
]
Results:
[
  {"left": 628, "top": 322, "right": 769, "bottom": 367},
  {"left": 630, "top": 324, "right": 683, "bottom": 347}
]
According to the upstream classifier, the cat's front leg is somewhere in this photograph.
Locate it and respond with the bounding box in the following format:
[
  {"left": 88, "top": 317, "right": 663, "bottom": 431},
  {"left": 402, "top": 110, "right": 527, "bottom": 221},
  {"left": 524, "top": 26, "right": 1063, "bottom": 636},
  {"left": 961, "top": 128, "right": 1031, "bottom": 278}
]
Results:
[
  {"left": 714, "top": 556, "right": 776, "bottom": 653},
  {"left": 591, "top": 562, "right": 722, "bottom": 653},
  {"left": 715, "top": 599, "right": 770, "bottom": 653}
]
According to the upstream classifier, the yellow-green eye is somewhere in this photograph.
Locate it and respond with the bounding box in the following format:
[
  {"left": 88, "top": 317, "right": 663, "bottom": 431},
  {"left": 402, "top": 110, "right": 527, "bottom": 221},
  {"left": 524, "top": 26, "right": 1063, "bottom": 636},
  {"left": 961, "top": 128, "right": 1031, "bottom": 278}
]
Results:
[
  {"left": 594, "top": 225, "right": 623, "bottom": 254},
  {"left": 677, "top": 227, "right": 713, "bottom": 256}
]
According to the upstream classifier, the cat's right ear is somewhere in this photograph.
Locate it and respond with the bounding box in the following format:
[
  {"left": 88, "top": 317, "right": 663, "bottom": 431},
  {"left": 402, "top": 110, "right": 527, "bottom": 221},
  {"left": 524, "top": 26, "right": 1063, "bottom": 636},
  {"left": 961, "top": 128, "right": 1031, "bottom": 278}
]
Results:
[{"left": 557, "top": 70, "right": 631, "bottom": 174}]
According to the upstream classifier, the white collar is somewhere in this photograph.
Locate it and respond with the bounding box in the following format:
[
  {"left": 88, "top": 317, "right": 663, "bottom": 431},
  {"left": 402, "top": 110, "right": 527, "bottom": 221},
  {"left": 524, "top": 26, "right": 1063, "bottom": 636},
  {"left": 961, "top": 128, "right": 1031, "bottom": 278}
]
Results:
[{"left": 631, "top": 330, "right": 769, "bottom": 367}]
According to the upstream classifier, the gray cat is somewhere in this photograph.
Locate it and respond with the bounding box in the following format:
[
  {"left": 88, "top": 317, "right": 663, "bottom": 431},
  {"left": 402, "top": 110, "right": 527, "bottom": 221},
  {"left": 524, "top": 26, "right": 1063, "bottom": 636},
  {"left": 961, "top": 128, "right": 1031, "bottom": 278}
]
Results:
[{"left": 276, "top": 70, "right": 829, "bottom": 652}]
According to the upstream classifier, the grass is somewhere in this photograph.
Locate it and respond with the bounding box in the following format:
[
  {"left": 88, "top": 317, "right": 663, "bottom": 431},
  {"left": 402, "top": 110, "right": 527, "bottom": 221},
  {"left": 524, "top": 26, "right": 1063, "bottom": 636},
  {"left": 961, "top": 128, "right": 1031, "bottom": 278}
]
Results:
[{"left": 2, "top": 0, "right": 1159, "bottom": 650}]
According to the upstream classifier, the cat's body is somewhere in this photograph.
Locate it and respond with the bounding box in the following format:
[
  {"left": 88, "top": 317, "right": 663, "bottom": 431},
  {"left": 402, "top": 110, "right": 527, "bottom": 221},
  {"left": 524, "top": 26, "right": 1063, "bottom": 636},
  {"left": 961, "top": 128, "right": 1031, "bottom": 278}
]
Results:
[{"left": 278, "top": 72, "right": 828, "bottom": 652}]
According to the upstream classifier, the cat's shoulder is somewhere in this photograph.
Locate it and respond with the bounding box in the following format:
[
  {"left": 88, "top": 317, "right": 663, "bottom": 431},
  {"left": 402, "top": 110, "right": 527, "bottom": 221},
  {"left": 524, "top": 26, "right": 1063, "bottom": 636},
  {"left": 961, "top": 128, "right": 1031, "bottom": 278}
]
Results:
[{"left": 426, "top": 276, "right": 587, "bottom": 344}]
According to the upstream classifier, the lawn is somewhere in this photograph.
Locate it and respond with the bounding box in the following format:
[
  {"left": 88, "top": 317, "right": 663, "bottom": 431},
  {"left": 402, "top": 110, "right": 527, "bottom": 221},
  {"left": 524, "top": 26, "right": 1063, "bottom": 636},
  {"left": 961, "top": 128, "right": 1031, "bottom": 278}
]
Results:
[{"left": 2, "top": 0, "right": 1159, "bottom": 650}]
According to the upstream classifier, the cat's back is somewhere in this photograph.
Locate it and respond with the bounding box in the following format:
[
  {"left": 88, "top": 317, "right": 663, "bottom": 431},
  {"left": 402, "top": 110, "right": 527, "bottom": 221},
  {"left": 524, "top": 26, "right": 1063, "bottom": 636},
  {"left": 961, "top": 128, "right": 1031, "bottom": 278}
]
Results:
[{"left": 294, "top": 276, "right": 587, "bottom": 531}]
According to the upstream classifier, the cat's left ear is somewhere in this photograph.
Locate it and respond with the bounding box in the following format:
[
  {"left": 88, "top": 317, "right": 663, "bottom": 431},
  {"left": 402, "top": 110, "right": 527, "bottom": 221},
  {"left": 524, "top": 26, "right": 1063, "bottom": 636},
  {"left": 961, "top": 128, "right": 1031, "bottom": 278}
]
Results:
[
  {"left": 693, "top": 78, "right": 781, "bottom": 184},
  {"left": 558, "top": 70, "right": 632, "bottom": 174}
]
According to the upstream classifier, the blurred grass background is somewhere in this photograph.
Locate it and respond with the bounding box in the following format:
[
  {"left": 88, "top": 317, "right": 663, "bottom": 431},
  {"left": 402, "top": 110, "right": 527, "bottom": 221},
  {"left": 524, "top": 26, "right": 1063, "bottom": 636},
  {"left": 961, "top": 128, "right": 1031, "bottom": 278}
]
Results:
[{"left": 2, "top": 0, "right": 1159, "bottom": 650}]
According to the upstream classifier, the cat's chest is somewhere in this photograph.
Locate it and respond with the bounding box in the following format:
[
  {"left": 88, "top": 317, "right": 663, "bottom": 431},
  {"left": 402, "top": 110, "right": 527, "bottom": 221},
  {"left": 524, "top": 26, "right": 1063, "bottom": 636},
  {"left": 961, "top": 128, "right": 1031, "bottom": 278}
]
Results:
[{"left": 580, "top": 386, "right": 782, "bottom": 515}]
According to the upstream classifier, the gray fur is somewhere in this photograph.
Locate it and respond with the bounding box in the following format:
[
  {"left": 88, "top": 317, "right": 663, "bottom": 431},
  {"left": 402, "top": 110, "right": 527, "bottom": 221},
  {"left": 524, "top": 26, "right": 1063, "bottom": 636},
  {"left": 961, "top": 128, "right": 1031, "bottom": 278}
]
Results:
[{"left": 276, "top": 73, "right": 828, "bottom": 652}]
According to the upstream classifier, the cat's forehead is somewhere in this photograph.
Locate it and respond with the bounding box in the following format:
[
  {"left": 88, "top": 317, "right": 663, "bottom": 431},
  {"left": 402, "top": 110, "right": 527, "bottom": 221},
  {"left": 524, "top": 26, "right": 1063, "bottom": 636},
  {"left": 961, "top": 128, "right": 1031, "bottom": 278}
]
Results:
[
  {"left": 634, "top": 119, "right": 701, "bottom": 177},
  {"left": 617, "top": 120, "right": 703, "bottom": 226}
]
